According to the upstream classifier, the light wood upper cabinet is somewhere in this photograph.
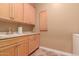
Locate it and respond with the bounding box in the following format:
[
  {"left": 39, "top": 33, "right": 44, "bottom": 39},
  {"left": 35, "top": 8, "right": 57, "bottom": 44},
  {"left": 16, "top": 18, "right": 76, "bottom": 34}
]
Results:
[
  {"left": 29, "top": 4, "right": 36, "bottom": 25},
  {"left": 0, "top": 3, "right": 36, "bottom": 25},
  {"left": 0, "top": 4, "right": 10, "bottom": 19},
  {"left": 24, "top": 4, "right": 36, "bottom": 25},
  {"left": 40, "top": 10, "right": 48, "bottom": 31},
  {"left": 11, "top": 3, "right": 24, "bottom": 22}
]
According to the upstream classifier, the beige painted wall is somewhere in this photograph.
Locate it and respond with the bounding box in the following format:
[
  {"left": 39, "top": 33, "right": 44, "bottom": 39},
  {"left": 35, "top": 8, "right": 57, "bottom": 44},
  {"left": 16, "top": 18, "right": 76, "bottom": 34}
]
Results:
[{"left": 36, "top": 3, "right": 79, "bottom": 53}]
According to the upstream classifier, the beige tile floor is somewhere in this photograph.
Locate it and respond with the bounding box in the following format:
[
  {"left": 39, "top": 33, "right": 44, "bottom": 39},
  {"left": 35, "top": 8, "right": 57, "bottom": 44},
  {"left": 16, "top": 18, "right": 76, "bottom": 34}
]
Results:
[{"left": 31, "top": 48, "right": 66, "bottom": 56}]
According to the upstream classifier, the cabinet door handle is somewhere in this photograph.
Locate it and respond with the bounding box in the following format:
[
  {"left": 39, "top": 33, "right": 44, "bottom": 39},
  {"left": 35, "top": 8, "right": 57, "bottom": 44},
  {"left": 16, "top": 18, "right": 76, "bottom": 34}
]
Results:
[{"left": 10, "top": 17, "right": 14, "bottom": 20}]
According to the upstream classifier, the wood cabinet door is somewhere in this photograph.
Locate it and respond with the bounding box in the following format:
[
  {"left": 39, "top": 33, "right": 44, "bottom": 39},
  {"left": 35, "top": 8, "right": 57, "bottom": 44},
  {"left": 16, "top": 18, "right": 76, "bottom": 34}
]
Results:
[
  {"left": 0, "top": 4, "right": 10, "bottom": 19},
  {"left": 29, "top": 4, "right": 35, "bottom": 25},
  {"left": 24, "top": 4, "right": 35, "bottom": 25},
  {"left": 35, "top": 34, "right": 40, "bottom": 49},
  {"left": 0, "top": 46, "right": 16, "bottom": 56},
  {"left": 28, "top": 35, "right": 35, "bottom": 54},
  {"left": 12, "top": 3, "right": 24, "bottom": 22},
  {"left": 28, "top": 35, "right": 39, "bottom": 54},
  {"left": 17, "top": 41, "right": 28, "bottom": 56},
  {"left": 13, "top": 3, "right": 23, "bottom": 22}
]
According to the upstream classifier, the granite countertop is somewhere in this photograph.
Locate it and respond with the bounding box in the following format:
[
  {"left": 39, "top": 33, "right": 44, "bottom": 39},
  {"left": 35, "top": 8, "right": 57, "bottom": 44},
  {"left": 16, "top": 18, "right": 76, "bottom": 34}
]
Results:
[{"left": 0, "top": 32, "right": 40, "bottom": 39}]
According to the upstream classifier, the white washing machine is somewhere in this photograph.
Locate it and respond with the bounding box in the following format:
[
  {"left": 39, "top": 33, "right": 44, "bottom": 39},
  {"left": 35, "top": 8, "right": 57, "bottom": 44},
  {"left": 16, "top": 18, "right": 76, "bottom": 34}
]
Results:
[{"left": 73, "top": 34, "right": 79, "bottom": 55}]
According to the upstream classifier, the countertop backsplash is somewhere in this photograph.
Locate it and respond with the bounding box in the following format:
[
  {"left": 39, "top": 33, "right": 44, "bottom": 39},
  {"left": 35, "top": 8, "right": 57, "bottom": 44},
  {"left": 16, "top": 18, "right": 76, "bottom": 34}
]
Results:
[{"left": 0, "top": 21, "right": 34, "bottom": 33}]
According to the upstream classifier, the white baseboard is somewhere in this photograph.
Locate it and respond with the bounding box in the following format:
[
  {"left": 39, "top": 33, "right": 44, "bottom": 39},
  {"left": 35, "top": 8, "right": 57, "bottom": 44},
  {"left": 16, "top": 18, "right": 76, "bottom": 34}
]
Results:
[{"left": 40, "top": 46, "right": 73, "bottom": 56}]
